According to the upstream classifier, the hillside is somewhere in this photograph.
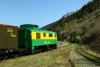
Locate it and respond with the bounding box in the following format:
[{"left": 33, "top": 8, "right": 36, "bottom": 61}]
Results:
[{"left": 41, "top": 0, "right": 100, "bottom": 54}]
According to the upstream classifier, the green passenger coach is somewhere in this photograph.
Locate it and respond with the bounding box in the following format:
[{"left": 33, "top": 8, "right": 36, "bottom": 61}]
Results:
[{"left": 19, "top": 24, "right": 58, "bottom": 54}]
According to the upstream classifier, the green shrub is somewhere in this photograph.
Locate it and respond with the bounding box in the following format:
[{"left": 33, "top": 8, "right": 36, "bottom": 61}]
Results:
[{"left": 95, "top": 14, "right": 100, "bottom": 18}]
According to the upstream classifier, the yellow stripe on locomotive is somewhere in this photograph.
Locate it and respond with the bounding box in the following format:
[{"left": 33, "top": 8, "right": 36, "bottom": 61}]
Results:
[{"left": 31, "top": 32, "right": 57, "bottom": 40}]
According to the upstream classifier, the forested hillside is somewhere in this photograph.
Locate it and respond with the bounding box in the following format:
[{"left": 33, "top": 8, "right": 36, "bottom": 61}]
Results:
[{"left": 41, "top": 0, "right": 100, "bottom": 54}]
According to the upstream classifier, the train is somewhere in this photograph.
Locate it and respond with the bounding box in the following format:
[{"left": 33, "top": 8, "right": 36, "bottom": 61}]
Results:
[
  {"left": 67, "top": 34, "right": 81, "bottom": 44},
  {"left": 0, "top": 24, "right": 58, "bottom": 59}
]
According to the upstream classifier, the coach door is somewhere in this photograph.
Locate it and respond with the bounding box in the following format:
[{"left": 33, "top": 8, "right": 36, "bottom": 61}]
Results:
[{"left": 19, "top": 30, "right": 26, "bottom": 48}]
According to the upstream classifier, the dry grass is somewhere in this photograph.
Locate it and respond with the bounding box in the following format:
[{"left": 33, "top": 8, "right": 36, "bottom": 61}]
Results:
[{"left": 0, "top": 45, "right": 72, "bottom": 67}]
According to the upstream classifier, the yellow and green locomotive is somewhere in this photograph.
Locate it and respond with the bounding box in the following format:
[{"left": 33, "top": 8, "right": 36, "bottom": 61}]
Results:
[{"left": 19, "top": 24, "right": 58, "bottom": 54}]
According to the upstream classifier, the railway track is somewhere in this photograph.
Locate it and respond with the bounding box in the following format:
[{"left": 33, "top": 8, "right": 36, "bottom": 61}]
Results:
[{"left": 76, "top": 45, "right": 100, "bottom": 66}]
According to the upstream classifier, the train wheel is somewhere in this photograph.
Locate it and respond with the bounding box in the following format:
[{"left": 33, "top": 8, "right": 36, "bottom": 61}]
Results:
[
  {"left": 38, "top": 48, "right": 42, "bottom": 53},
  {"left": 0, "top": 54, "right": 5, "bottom": 60},
  {"left": 14, "top": 53, "right": 19, "bottom": 58},
  {"left": 42, "top": 46, "right": 47, "bottom": 52},
  {"left": 34, "top": 49, "right": 39, "bottom": 54},
  {"left": 49, "top": 46, "right": 53, "bottom": 50},
  {"left": 54, "top": 45, "right": 57, "bottom": 49},
  {"left": 46, "top": 46, "right": 50, "bottom": 51}
]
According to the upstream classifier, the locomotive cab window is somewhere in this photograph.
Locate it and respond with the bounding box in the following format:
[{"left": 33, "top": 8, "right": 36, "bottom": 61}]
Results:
[
  {"left": 36, "top": 33, "right": 40, "bottom": 39},
  {"left": 49, "top": 34, "right": 52, "bottom": 37},
  {"left": 43, "top": 33, "right": 46, "bottom": 37}
]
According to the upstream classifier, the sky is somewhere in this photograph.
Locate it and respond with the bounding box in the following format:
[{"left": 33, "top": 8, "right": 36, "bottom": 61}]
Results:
[{"left": 0, "top": 0, "right": 92, "bottom": 28}]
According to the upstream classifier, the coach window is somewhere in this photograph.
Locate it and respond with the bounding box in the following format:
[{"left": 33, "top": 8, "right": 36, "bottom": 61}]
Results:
[
  {"left": 36, "top": 33, "right": 40, "bottom": 39},
  {"left": 49, "top": 34, "right": 52, "bottom": 37},
  {"left": 43, "top": 33, "right": 46, "bottom": 37},
  {"left": 55, "top": 34, "right": 57, "bottom": 37}
]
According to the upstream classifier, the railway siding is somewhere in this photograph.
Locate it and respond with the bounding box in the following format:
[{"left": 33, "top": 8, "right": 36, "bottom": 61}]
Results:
[
  {"left": 82, "top": 46, "right": 100, "bottom": 58},
  {"left": 77, "top": 45, "right": 100, "bottom": 66},
  {"left": 70, "top": 44, "right": 100, "bottom": 67}
]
